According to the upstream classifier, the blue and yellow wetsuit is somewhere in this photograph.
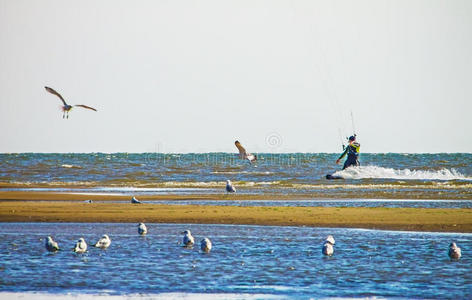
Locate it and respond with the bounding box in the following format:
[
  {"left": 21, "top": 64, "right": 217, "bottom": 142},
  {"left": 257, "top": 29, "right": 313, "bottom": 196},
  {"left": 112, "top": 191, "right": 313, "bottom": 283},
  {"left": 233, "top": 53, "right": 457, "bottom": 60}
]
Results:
[{"left": 338, "top": 142, "right": 360, "bottom": 170}]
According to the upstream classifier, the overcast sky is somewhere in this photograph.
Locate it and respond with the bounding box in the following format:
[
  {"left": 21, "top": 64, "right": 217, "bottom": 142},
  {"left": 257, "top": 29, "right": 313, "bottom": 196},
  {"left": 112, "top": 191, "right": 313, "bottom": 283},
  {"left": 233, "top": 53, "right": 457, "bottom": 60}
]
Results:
[{"left": 1, "top": 0, "right": 471, "bottom": 153}]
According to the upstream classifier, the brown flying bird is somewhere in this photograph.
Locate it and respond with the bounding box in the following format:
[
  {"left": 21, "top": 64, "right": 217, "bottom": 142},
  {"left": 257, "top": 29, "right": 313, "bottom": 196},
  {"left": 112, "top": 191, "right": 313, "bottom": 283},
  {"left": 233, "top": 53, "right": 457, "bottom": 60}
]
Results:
[
  {"left": 235, "top": 140, "right": 257, "bottom": 163},
  {"left": 45, "top": 86, "right": 97, "bottom": 119}
]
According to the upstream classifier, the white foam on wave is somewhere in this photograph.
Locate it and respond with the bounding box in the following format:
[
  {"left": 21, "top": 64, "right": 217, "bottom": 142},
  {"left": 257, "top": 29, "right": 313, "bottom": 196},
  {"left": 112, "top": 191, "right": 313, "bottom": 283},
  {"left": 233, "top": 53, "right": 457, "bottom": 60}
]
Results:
[
  {"left": 60, "top": 164, "right": 82, "bottom": 169},
  {"left": 333, "top": 165, "right": 471, "bottom": 181},
  {"left": 212, "top": 171, "right": 273, "bottom": 175}
]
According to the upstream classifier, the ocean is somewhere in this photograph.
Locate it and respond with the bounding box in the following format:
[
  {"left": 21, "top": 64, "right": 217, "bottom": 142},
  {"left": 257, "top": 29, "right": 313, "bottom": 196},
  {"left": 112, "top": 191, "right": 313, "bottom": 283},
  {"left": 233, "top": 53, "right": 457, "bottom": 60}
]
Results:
[
  {"left": 0, "top": 223, "right": 471, "bottom": 299},
  {"left": 1, "top": 153, "right": 471, "bottom": 199},
  {"left": 1, "top": 153, "right": 471, "bottom": 299}
]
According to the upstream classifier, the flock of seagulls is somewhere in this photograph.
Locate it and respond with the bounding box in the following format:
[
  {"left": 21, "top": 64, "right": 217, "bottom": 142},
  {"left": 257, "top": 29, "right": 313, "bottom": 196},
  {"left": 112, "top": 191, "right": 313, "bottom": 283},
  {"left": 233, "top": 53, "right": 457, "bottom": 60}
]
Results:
[
  {"left": 45, "top": 224, "right": 213, "bottom": 254},
  {"left": 121, "top": 197, "right": 461, "bottom": 260},
  {"left": 46, "top": 231, "right": 462, "bottom": 260},
  {"left": 43, "top": 87, "right": 464, "bottom": 262}
]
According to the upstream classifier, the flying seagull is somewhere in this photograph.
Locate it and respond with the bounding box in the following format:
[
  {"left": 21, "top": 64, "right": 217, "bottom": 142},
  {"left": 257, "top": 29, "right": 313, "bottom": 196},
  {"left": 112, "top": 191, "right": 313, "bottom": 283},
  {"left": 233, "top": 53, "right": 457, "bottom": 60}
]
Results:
[
  {"left": 200, "top": 238, "right": 212, "bottom": 253},
  {"left": 448, "top": 242, "right": 461, "bottom": 260},
  {"left": 94, "top": 234, "right": 111, "bottom": 249},
  {"left": 44, "top": 86, "right": 97, "bottom": 119},
  {"left": 226, "top": 180, "right": 236, "bottom": 193},
  {"left": 235, "top": 141, "right": 257, "bottom": 163},
  {"left": 45, "top": 236, "right": 60, "bottom": 252}
]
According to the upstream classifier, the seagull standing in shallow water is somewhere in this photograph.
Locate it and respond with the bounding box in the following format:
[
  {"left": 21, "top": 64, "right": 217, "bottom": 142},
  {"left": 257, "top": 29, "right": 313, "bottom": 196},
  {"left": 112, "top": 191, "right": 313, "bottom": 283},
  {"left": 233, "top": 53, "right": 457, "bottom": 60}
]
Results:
[
  {"left": 131, "top": 197, "right": 142, "bottom": 204},
  {"left": 44, "top": 86, "right": 97, "bottom": 119},
  {"left": 182, "top": 230, "right": 195, "bottom": 247},
  {"left": 226, "top": 180, "right": 236, "bottom": 193},
  {"left": 73, "top": 238, "right": 87, "bottom": 253},
  {"left": 448, "top": 242, "right": 461, "bottom": 260},
  {"left": 235, "top": 141, "right": 257, "bottom": 163},
  {"left": 138, "top": 223, "right": 147, "bottom": 235},
  {"left": 45, "top": 236, "right": 60, "bottom": 252},
  {"left": 200, "top": 238, "right": 212, "bottom": 253},
  {"left": 94, "top": 234, "right": 111, "bottom": 249},
  {"left": 322, "top": 235, "right": 335, "bottom": 256}
]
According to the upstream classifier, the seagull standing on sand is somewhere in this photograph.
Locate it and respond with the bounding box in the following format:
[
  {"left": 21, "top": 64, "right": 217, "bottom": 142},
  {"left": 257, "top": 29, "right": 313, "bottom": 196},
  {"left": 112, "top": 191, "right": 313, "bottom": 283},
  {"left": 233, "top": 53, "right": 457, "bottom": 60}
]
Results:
[
  {"left": 44, "top": 86, "right": 97, "bottom": 119},
  {"left": 138, "top": 223, "right": 147, "bottom": 235},
  {"left": 131, "top": 197, "right": 142, "bottom": 204},
  {"left": 226, "top": 180, "right": 236, "bottom": 193},
  {"left": 73, "top": 238, "right": 87, "bottom": 253},
  {"left": 182, "top": 230, "right": 195, "bottom": 247},
  {"left": 322, "top": 235, "right": 335, "bottom": 256},
  {"left": 448, "top": 242, "right": 462, "bottom": 260},
  {"left": 94, "top": 234, "right": 111, "bottom": 249},
  {"left": 45, "top": 236, "right": 60, "bottom": 252},
  {"left": 200, "top": 238, "right": 212, "bottom": 253},
  {"left": 235, "top": 141, "right": 257, "bottom": 163}
]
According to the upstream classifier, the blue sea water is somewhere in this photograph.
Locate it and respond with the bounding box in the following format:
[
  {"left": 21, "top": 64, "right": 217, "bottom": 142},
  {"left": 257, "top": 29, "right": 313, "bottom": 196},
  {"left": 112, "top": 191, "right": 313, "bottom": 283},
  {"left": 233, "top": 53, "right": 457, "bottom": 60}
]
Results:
[
  {"left": 0, "top": 153, "right": 471, "bottom": 199},
  {"left": 1, "top": 154, "right": 471, "bottom": 298},
  {"left": 0, "top": 223, "right": 471, "bottom": 299}
]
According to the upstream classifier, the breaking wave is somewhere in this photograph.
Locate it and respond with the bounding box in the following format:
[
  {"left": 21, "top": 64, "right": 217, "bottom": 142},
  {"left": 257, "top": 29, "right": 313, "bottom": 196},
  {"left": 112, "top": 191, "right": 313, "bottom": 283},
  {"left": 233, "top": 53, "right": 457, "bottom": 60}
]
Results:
[
  {"left": 61, "top": 164, "right": 82, "bottom": 169},
  {"left": 332, "top": 166, "right": 472, "bottom": 181}
]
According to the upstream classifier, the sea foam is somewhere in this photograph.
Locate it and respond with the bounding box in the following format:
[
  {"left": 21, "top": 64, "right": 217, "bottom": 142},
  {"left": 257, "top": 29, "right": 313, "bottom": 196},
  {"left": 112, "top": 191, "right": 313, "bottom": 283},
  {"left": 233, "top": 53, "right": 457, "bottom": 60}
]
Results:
[{"left": 333, "top": 165, "right": 471, "bottom": 180}]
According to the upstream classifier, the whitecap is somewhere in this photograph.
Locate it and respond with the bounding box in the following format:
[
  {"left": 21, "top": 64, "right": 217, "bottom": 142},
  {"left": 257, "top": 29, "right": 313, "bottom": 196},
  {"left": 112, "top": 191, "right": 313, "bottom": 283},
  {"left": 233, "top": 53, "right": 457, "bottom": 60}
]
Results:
[{"left": 332, "top": 165, "right": 471, "bottom": 181}]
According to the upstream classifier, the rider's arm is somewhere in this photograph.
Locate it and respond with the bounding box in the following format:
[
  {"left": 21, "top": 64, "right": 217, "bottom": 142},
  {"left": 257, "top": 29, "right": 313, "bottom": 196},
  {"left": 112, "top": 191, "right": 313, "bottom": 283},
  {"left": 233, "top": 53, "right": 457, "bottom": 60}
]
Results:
[{"left": 338, "top": 147, "right": 348, "bottom": 160}]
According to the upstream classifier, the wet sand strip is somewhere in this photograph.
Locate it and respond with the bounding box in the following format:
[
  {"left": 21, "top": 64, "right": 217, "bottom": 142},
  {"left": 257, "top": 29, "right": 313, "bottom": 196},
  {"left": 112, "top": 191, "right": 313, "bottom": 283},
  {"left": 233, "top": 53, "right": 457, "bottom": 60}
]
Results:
[{"left": 1, "top": 201, "right": 471, "bottom": 233}]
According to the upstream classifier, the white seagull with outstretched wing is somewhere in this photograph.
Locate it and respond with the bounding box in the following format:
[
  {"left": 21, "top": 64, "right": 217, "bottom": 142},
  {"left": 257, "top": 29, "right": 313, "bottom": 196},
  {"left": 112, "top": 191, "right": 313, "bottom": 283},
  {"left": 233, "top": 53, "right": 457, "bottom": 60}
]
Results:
[
  {"left": 45, "top": 86, "right": 97, "bottom": 119},
  {"left": 235, "top": 140, "right": 256, "bottom": 163}
]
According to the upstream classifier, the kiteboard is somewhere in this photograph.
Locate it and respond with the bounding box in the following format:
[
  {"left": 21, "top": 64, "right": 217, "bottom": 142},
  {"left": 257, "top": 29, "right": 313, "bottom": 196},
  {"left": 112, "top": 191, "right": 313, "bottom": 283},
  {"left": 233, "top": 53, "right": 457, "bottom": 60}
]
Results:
[{"left": 325, "top": 174, "right": 343, "bottom": 180}]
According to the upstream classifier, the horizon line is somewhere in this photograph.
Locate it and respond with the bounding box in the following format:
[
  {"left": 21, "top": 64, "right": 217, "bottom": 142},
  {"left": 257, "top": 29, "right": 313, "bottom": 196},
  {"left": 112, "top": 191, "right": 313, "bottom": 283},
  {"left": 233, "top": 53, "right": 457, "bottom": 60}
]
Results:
[{"left": 1, "top": 151, "right": 471, "bottom": 155}]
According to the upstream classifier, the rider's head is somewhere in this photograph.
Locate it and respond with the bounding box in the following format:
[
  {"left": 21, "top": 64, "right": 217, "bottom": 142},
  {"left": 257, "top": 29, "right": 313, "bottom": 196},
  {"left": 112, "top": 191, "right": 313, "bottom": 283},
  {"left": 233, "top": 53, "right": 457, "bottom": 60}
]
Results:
[{"left": 348, "top": 135, "right": 356, "bottom": 142}]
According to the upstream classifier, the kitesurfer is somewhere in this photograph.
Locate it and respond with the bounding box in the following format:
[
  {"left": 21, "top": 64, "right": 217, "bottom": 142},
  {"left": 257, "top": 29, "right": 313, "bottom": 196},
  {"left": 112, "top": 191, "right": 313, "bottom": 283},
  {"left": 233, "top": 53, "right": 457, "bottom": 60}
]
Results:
[{"left": 336, "top": 135, "right": 360, "bottom": 170}]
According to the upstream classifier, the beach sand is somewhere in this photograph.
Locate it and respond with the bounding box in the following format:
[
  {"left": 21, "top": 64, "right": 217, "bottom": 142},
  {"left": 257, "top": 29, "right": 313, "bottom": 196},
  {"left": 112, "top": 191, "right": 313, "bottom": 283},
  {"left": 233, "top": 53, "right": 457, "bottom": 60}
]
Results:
[{"left": 0, "top": 191, "right": 471, "bottom": 232}]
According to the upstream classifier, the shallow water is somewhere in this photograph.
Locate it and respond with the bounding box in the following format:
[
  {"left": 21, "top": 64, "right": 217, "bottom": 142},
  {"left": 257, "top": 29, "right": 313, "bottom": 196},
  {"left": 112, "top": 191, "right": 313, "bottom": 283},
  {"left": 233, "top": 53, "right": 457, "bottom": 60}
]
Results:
[
  {"left": 0, "top": 223, "right": 470, "bottom": 298},
  {"left": 4, "top": 191, "right": 471, "bottom": 208},
  {"left": 143, "top": 199, "right": 472, "bottom": 209},
  {"left": 1, "top": 153, "right": 471, "bottom": 199}
]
